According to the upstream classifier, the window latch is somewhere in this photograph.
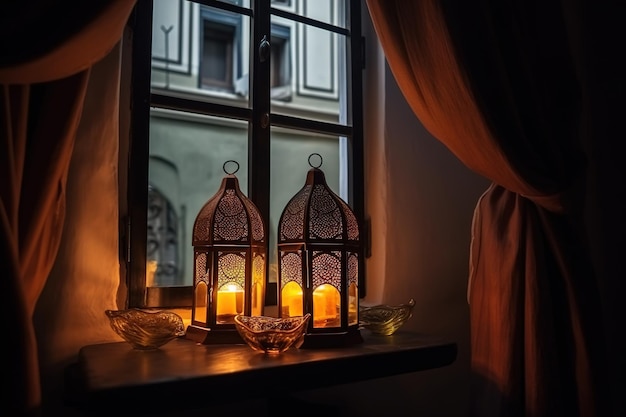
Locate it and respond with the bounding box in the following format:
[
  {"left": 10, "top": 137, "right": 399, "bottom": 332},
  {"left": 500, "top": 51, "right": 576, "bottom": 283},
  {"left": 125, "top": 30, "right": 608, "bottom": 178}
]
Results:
[{"left": 259, "top": 35, "right": 270, "bottom": 62}]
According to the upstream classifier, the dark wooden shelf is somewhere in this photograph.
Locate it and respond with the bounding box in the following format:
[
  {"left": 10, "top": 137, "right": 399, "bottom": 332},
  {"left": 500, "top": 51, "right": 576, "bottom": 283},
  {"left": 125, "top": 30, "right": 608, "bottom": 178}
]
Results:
[{"left": 68, "top": 330, "right": 456, "bottom": 414}]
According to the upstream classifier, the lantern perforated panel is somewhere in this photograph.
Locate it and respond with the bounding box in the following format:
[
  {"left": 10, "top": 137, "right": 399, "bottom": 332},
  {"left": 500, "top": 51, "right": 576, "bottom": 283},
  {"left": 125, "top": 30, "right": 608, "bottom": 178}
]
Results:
[
  {"left": 253, "top": 254, "right": 265, "bottom": 281},
  {"left": 280, "top": 251, "right": 303, "bottom": 287},
  {"left": 217, "top": 252, "right": 246, "bottom": 289},
  {"left": 214, "top": 190, "right": 248, "bottom": 241},
  {"left": 309, "top": 185, "right": 343, "bottom": 240},
  {"left": 312, "top": 251, "right": 342, "bottom": 289},
  {"left": 347, "top": 252, "right": 359, "bottom": 287},
  {"left": 195, "top": 253, "right": 208, "bottom": 285},
  {"left": 193, "top": 198, "right": 220, "bottom": 242},
  {"left": 280, "top": 185, "right": 310, "bottom": 240},
  {"left": 338, "top": 199, "right": 359, "bottom": 241},
  {"left": 243, "top": 197, "right": 266, "bottom": 242}
]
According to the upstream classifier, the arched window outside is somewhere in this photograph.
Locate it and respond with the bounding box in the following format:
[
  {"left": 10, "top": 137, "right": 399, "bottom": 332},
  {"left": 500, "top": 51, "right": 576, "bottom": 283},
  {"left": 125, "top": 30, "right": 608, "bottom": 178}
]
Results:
[{"left": 147, "top": 185, "right": 180, "bottom": 286}]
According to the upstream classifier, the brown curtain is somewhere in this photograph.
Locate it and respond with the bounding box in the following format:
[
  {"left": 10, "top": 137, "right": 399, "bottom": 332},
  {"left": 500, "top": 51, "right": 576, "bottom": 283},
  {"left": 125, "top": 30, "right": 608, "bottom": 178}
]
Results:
[
  {"left": 365, "top": 1, "right": 608, "bottom": 416},
  {"left": 0, "top": 1, "right": 136, "bottom": 415}
]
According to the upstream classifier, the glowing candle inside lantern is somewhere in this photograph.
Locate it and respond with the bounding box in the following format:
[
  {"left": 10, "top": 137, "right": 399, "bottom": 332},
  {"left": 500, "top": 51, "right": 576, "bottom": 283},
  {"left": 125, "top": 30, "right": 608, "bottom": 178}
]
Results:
[
  {"left": 217, "top": 284, "right": 243, "bottom": 319},
  {"left": 282, "top": 282, "right": 303, "bottom": 317},
  {"left": 347, "top": 296, "right": 357, "bottom": 323},
  {"left": 286, "top": 293, "right": 304, "bottom": 317},
  {"left": 313, "top": 284, "right": 338, "bottom": 327}
]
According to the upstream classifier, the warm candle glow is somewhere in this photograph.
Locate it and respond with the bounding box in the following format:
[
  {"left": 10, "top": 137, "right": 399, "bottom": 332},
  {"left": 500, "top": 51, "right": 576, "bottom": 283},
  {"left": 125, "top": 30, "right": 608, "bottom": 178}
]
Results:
[
  {"left": 217, "top": 284, "right": 244, "bottom": 323},
  {"left": 146, "top": 260, "right": 158, "bottom": 287},
  {"left": 348, "top": 283, "right": 358, "bottom": 325},
  {"left": 251, "top": 282, "right": 263, "bottom": 316},
  {"left": 313, "top": 284, "right": 339, "bottom": 327},
  {"left": 282, "top": 282, "right": 303, "bottom": 317}
]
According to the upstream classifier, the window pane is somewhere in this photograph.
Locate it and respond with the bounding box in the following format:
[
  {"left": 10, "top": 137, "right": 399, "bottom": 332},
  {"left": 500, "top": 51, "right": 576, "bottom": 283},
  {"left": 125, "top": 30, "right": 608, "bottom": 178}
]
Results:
[
  {"left": 270, "top": 15, "right": 347, "bottom": 125},
  {"left": 148, "top": 109, "right": 249, "bottom": 287},
  {"left": 269, "top": 126, "right": 346, "bottom": 283},
  {"left": 273, "top": 0, "right": 346, "bottom": 29},
  {"left": 151, "top": 1, "right": 251, "bottom": 107},
  {"left": 269, "top": 23, "right": 293, "bottom": 101}
]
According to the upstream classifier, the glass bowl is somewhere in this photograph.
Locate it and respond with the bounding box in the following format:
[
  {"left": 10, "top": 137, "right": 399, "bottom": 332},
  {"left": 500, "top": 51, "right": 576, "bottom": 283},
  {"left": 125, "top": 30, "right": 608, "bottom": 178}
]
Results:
[
  {"left": 359, "top": 298, "right": 415, "bottom": 335},
  {"left": 105, "top": 309, "right": 185, "bottom": 350},
  {"left": 234, "top": 313, "right": 311, "bottom": 354}
]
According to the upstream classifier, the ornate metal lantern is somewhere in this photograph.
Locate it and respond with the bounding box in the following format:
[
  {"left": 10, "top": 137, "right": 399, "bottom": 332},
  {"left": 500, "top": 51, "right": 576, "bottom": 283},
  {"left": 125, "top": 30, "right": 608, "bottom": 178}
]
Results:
[
  {"left": 277, "top": 154, "right": 363, "bottom": 348},
  {"left": 186, "top": 161, "right": 267, "bottom": 344}
]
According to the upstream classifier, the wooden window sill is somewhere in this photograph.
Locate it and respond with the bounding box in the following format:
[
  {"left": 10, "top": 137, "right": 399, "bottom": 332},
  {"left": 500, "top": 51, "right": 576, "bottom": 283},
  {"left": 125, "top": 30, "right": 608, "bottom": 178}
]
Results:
[{"left": 66, "top": 330, "right": 456, "bottom": 414}]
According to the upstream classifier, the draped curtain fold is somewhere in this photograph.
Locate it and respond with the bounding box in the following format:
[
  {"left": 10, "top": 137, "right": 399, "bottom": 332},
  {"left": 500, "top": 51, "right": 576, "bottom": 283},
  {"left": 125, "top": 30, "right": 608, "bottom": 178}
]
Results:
[
  {"left": 365, "top": 1, "right": 607, "bottom": 416},
  {"left": 0, "top": 1, "right": 136, "bottom": 415}
]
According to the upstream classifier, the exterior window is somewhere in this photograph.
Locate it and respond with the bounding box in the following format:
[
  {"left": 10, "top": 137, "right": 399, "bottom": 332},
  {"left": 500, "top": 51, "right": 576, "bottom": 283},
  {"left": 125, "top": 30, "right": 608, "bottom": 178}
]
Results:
[
  {"left": 201, "top": 7, "right": 242, "bottom": 91},
  {"left": 124, "top": 0, "right": 365, "bottom": 309},
  {"left": 146, "top": 185, "right": 180, "bottom": 286},
  {"left": 201, "top": 22, "right": 235, "bottom": 89}
]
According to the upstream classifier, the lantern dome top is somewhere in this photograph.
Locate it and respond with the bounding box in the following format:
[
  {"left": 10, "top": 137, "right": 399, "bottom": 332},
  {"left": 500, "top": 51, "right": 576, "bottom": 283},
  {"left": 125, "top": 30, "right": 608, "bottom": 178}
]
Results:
[
  {"left": 193, "top": 160, "right": 265, "bottom": 246},
  {"left": 278, "top": 154, "right": 359, "bottom": 244}
]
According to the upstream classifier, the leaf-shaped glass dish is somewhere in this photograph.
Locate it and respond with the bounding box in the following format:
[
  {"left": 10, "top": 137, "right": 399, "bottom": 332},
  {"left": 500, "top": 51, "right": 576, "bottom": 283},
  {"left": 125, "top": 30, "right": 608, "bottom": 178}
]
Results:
[
  {"left": 234, "top": 314, "right": 311, "bottom": 354},
  {"left": 105, "top": 309, "right": 185, "bottom": 350},
  {"left": 359, "top": 299, "right": 415, "bottom": 336}
]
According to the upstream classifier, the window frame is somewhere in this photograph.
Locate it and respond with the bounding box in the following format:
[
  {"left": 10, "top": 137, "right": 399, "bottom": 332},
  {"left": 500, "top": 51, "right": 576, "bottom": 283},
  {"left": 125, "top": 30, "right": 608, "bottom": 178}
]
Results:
[{"left": 123, "top": 0, "right": 366, "bottom": 309}]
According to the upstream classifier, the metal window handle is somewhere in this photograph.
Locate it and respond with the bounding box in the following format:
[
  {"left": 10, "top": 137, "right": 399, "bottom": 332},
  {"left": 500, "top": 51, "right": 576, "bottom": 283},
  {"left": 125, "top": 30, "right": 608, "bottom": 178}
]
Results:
[{"left": 259, "top": 35, "right": 270, "bottom": 62}]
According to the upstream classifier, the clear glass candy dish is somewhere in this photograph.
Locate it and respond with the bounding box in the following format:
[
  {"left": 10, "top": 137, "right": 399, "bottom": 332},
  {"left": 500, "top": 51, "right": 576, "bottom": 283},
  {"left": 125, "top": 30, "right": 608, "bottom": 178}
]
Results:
[
  {"left": 359, "top": 298, "right": 415, "bottom": 336},
  {"left": 234, "top": 313, "right": 311, "bottom": 354},
  {"left": 105, "top": 308, "right": 185, "bottom": 350}
]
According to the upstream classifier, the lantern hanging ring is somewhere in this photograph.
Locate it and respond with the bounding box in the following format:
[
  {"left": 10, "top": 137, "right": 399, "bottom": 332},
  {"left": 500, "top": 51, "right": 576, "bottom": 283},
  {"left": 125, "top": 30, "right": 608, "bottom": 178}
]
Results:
[
  {"left": 223, "top": 160, "right": 240, "bottom": 175},
  {"left": 308, "top": 153, "right": 323, "bottom": 169}
]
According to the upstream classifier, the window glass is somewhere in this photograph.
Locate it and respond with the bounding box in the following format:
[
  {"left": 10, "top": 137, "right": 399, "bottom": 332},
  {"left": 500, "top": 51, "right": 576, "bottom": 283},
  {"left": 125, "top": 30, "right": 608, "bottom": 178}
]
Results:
[
  {"left": 151, "top": 1, "right": 251, "bottom": 107},
  {"left": 269, "top": 14, "right": 345, "bottom": 123},
  {"left": 270, "top": 24, "right": 292, "bottom": 101},
  {"left": 146, "top": 185, "right": 179, "bottom": 287},
  {"left": 273, "top": 0, "right": 346, "bottom": 29},
  {"left": 126, "top": 0, "right": 363, "bottom": 308},
  {"left": 148, "top": 110, "right": 249, "bottom": 287}
]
